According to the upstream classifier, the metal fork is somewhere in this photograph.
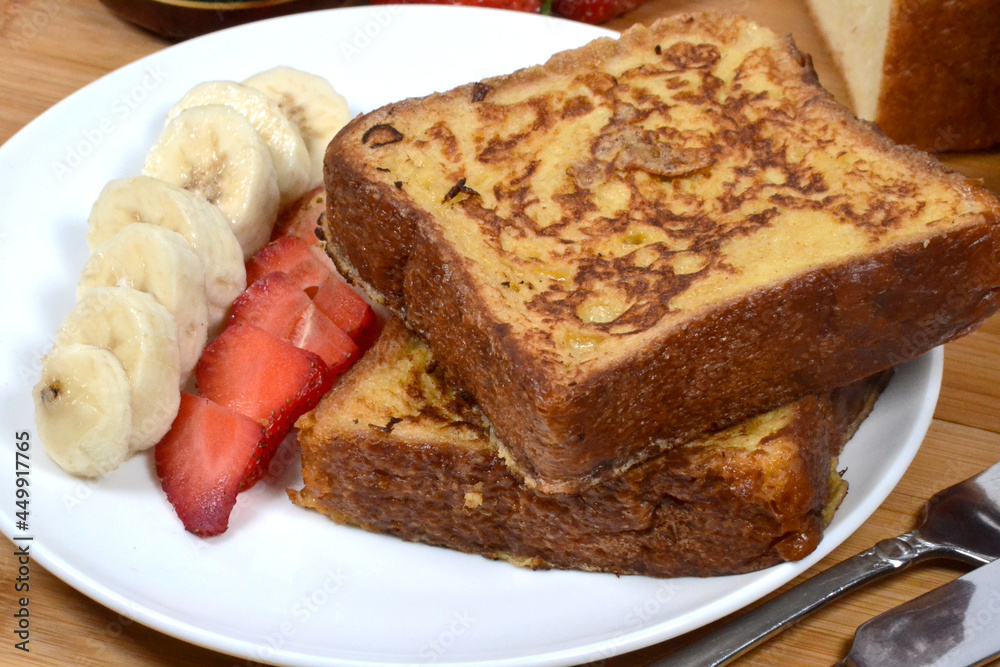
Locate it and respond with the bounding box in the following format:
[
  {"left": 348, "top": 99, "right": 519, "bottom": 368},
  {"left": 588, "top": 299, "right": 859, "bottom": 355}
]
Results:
[{"left": 651, "top": 462, "right": 1000, "bottom": 666}]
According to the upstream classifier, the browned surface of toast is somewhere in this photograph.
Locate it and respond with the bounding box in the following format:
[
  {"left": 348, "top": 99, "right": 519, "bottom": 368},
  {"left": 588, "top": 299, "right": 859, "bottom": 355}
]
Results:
[
  {"left": 290, "top": 319, "right": 890, "bottom": 578},
  {"left": 322, "top": 11, "right": 1000, "bottom": 492}
]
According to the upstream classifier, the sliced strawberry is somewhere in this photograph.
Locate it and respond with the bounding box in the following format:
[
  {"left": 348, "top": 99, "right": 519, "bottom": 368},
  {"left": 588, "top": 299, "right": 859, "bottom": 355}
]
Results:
[
  {"left": 288, "top": 302, "right": 359, "bottom": 376},
  {"left": 155, "top": 393, "right": 263, "bottom": 536},
  {"left": 550, "top": 0, "right": 649, "bottom": 24},
  {"left": 308, "top": 274, "right": 380, "bottom": 348},
  {"left": 196, "top": 323, "right": 333, "bottom": 489},
  {"left": 230, "top": 271, "right": 360, "bottom": 369},
  {"left": 272, "top": 186, "right": 327, "bottom": 244},
  {"left": 246, "top": 236, "right": 378, "bottom": 347},
  {"left": 229, "top": 272, "right": 311, "bottom": 337},
  {"left": 246, "top": 236, "right": 329, "bottom": 287},
  {"left": 371, "top": 0, "right": 540, "bottom": 12}
]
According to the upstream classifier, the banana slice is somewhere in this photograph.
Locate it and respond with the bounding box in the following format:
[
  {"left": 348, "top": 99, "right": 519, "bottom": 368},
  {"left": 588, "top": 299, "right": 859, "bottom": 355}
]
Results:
[
  {"left": 56, "top": 286, "right": 181, "bottom": 453},
  {"left": 244, "top": 66, "right": 351, "bottom": 188},
  {"left": 78, "top": 223, "right": 209, "bottom": 381},
  {"left": 165, "top": 80, "right": 311, "bottom": 208},
  {"left": 86, "top": 176, "right": 246, "bottom": 334},
  {"left": 143, "top": 104, "right": 280, "bottom": 259},
  {"left": 34, "top": 344, "right": 133, "bottom": 477}
]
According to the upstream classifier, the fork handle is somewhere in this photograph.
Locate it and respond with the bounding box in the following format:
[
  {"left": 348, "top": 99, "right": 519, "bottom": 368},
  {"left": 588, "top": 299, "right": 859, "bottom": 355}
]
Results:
[{"left": 649, "top": 531, "right": 942, "bottom": 667}]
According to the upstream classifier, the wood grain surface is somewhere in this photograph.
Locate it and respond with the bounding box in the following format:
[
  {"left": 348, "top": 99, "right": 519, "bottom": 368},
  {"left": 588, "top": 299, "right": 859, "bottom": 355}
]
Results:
[{"left": 1, "top": 0, "right": 998, "bottom": 665}]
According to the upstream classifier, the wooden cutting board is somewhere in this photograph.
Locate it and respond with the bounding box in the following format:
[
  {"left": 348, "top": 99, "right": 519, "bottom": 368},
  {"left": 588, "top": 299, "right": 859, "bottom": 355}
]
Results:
[{"left": 1, "top": 0, "right": 998, "bottom": 665}]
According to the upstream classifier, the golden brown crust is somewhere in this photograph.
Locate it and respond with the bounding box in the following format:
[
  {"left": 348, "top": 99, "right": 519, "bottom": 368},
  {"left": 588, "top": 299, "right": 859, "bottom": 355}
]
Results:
[
  {"left": 290, "top": 320, "right": 890, "bottom": 577},
  {"left": 323, "top": 11, "right": 1000, "bottom": 493},
  {"left": 877, "top": 0, "right": 1000, "bottom": 151}
]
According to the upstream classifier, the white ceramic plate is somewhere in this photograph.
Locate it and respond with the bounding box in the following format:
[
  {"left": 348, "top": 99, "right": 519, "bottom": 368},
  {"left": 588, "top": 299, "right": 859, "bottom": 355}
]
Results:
[{"left": 0, "top": 6, "right": 942, "bottom": 666}]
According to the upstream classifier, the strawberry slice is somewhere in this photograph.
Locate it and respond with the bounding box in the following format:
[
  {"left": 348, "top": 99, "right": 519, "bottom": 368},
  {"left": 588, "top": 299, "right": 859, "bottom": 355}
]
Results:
[
  {"left": 550, "top": 0, "right": 649, "bottom": 24},
  {"left": 230, "top": 271, "right": 359, "bottom": 372},
  {"left": 246, "top": 235, "right": 329, "bottom": 287},
  {"left": 272, "top": 186, "right": 327, "bottom": 244},
  {"left": 246, "top": 236, "right": 377, "bottom": 346},
  {"left": 371, "top": 0, "right": 540, "bottom": 12},
  {"left": 288, "top": 302, "right": 359, "bottom": 376},
  {"left": 229, "top": 272, "right": 311, "bottom": 337},
  {"left": 196, "top": 323, "right": 333, "bottom": 489},
  {"left": 155, "top": 393, "right": 263, "bottom": 536},
  {"left": 308, "top": 274, "right": 380, "bottom": 348}
]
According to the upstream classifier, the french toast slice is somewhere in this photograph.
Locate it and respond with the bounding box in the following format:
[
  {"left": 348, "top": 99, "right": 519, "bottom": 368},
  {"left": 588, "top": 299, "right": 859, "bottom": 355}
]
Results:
[
  {"left": 322, "top": 12, "right": 1000, "bottom": 493},
  {"left": 290, "top": 319, "right": 890, "bottom": 578}
]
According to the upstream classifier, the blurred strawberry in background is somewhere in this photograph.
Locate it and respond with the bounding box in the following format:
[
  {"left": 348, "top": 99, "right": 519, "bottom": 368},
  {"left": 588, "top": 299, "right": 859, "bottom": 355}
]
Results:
[
  {"left": 371, "top": 0, "right": 542, "bottom": 13},
  {"left": 369, "top": 0, "right": 651, "bottom": 24},
  {"left": 551, "top": 0, "right": 648, "bottom": 23}
]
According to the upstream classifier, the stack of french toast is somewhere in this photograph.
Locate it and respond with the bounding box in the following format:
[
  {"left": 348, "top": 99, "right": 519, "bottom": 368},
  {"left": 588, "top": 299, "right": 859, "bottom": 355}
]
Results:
[{"left": 289, "top": 12, "right": 1000, "bottom": 577}]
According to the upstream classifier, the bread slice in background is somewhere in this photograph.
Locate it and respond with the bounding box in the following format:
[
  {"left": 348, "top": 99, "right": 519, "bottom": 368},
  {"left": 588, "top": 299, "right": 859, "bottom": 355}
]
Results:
[
  {"left": 807, "top": 0, "right": 1000, "bottom": 151},
  {"left": 291, "top": 318, "right": 890, "bottom": 578},
  {"left": 322, "top": 11, "right": 1000, "bottom": 493}
]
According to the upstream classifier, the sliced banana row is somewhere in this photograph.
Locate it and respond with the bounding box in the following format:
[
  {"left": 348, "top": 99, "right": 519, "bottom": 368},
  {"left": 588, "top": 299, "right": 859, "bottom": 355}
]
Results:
[
  {"left": 35, "top": 287, "right": 182, "bottom": 476},
  {"left": 34, "top": 344, "right": 133, "bottom": 477},
  {"left": 35, "top": 66, "right": 350, "bottom": 478},
  {"left": 55, "top": 287, "right": 181, "bottom": 452},
  {"left": 244, "top": 66, "right": 351, "bottom": 187},
  {"left": 165, "top": 81, "right": 312, "bottom": 210},
  {"left": 87, "top": 176, "right": 246, "bottom": 333},
  {"left": 144, "top": 105, "right": 280, "bottom": 260},
  {"left": 78, "top": 223, "right": 209, "bottom": 380},
  {"left": 142, "top": 67, "right": 351, "bottom": 258},
  {"left": 36, "top": 179, "right": 229, "bottom": 476}
]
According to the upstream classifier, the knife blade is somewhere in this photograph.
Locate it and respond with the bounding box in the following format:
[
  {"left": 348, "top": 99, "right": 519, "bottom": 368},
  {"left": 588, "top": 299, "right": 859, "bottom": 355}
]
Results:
[{"left": 838, "top": 557, "right": 1000, "bottom": 667}]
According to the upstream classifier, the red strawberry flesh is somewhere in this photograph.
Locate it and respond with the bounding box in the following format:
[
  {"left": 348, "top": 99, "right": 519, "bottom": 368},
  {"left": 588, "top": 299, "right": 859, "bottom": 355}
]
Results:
[
  {"left": 195, "top": 323, "right": 333, "bottom": 489},
  {"left": 550, "top": 0, "right": 649, "bottom": 24},
  {"left": 155, "top": 393, "right": 263, "bottom": 536},
  {"left": 246, "top": 236, "right": 328, "bottom": 287},
  {"left": 246, "top": 236, "right": 377, "bottom": 346},
  {"left": 370, "top": 0, "right": 540, "bottom": 11},
  {"left": 308, "top": 274, "right": 379, "bottom": 348},
  {"left": 230, "top": 271, "right": 361, "bottom": 369},
  {"left": 288, "top": 302, "right": 359, "bottom": 375},
  {"left": 228, "top": 272, "right": 312, "bottom": 337}
]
